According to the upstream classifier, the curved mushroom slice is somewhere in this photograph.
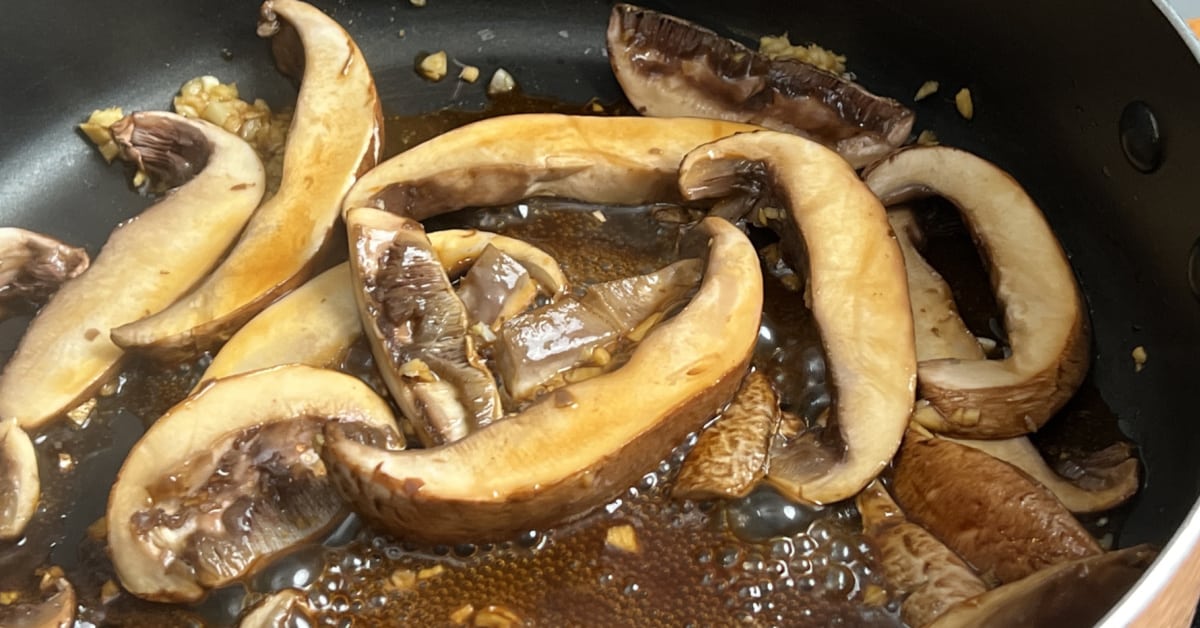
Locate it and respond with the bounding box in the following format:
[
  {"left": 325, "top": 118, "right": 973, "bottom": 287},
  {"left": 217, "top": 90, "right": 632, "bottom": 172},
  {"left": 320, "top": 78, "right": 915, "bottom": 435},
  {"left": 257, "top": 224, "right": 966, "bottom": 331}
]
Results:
[
  {"left": 888, "top": 208, "right": 985, "bottom": 363},
  {"left": 494, "top": 257, "right": 703, "bottom": 402},
  {"left": 673, "top": 370, "right": 780, "bottom": 500},
  {"left": 857, "top": 481, "right": 988, "bottom": 627},
  {"left": 348, "top": 208, "right": 502, "bottom": 447},
  {"left": 946, "top": 437, "right": 1138, "bottom": 514},
  {"left": 891, "top": 433, "right": 1101, "bottom": 585},
  {"left": 457, "top": 245, "right": 539, "bottom": 331},
  {"left": 341, "top": 114, "right": 760, "bottom": 216},
  {"left": 430, "top": 229, "right": 568, "bottom": 298},
  {"left": 0, "top": 419, "right": 39, "bottom": 540},
  {"left": 239, "top": 588, "right": 316, "bottom": 628},
  {"left": 927, "top": 545, "right": 1156, "bottom": 628},
  {"left": 108, "top": 365, "right": 401, "bottom": 603},
  {"left": 0, "top": 573, "right": 76, "bottom": 628},
  {"left": 606, "top": 4, "right": 914, "bottom": 168},
  {"left": 678, "top": 130, "right": 915, "bottom": 505},
  {"left": 200, "top": 263, "right": 360, "bottom": 386},
  {"left": 864, "top": 146, "right": 1090, "bottom": 438},
  {"left": 0, "top": 228, "right": 89, "bottom": 319},
  {"left": 110, "top": 0, "right": 383, "bottom": 358},
  {"left": 324, "top": 216, "right": 762, "bottom": 542},
  {"left": 0, "top": 112, "right": 265, "bottom": 429}
]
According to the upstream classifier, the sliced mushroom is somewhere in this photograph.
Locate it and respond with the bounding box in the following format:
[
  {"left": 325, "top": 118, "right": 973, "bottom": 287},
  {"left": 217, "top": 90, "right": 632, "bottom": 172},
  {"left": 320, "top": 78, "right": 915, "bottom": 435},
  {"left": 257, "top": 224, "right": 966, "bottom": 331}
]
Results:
[
  {"left": 340, "top": 114, "right": 760, "bottom": 216},
  {"left": 945, "top": 437, "right": 1138, "bottom": 514},
  {"left": 107, "top": 365, "right": 401, "bottom": 602},
  {"left": 239, "top": 588, "right": 316, "bottom": 628},
  {"left": 110, "top": 0, "right": 383, "bottom": 358},
  {"left": 324, "top": 216, "right": 762, "bottom": 542},
  {"left": 0, "top": 228, "right": 89, "bottom": 319},
  {"left": 927, "top": 545, "right": 1156, "bottom": 628},
  {"left": 606, "top": 4, "right": 914, "bottom": 168},
  {"left": 678, "top": 130, "right": 915, "bottom": 505},
  {"left": 864, "top": 146, "right": 1090, "bottom": 438},
  {"left": 430, "top": 229, "right": 568, "bottom": 298},
  {"left": 673, "top": 370, "right": 781, "bottom": 500},
  {"left": 891, "top": 432, "right": 1101, "bottom": 584},
  {"left": 456, "top": 245, "right": 539, "bottom": 331},
  {"left": 348, "top": 208, "right": 503, "bottom": 447},
  {"left": 0, "top": 418, "right": 39, "bottom": 540},
  {"left": 493, "top": 257, "right": 703, "bottom": 402},
  {"left": 857, "top": 480, "right": 988, "bottom": 627},
  {"left": 200, "top": 263, "right": 360, "bottom": 386},
  {"left": 888, "top": 208, "right": 986, "bottom": 363},
  {"left": 0, "top": 112, "right": 264, "bottom": 429},
  {"left": 0, "top": 573, "right": 76, "bottom": 628}
]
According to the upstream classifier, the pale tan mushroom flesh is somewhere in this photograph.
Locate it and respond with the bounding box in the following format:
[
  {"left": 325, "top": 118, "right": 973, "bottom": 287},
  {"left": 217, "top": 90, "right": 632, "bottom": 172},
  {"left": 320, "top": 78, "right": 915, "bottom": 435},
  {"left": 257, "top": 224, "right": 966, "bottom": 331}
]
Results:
[
  {"left": 0, "top": 228, "right": 89, "bottom": 320},
  {"left": 0, "top": 112, "right": 265, "bottom": 429},
  {"left": 324, "top": 216, "right": 762, "bottom": 542},
  {"left": 110, "top": 0, "right": 383, "bottom": 357},
  {"left": 0, "top": 418, "right": 39, "bottom": 540},
  {"left": 678, "top": 130, "right": 916, "bottom": 505},
  {"left": 864, "top": 146, "right": 1090, "bottom": 438},
  {"left": 107, "top": 365, "right": 400, "bottom": 602},
  {"left": 0, "top": 574, "right": 76, "bottom": 628}
]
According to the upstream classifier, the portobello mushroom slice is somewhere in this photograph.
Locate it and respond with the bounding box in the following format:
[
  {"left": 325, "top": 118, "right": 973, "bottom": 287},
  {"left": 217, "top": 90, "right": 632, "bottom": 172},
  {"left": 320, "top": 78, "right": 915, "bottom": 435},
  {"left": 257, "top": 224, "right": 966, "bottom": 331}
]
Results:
[
  {"left": 0, "top": 112, "right": 265, "bottom": 429},
  {"left": 0, "top": 228, "right": 89, "bottom": 320},
  {"left": 673, "top": 370, "right": 781, "bottom": 500},
  {"left": 0, "top": 572, "right": 76, "bottom": 628},
  {"left": 864, "top": 146, "right": 1090, "bottom": 438},
  {"left": 493, "top": 257, "right": 703, "bottom": 402},
  {"left": 946, "top": 437, "right": 1138, "bottom": 514},
  {"left": 348, "top": 208, "right": 503, "bottom": 447},
  {"left": 456, "top": 245, "right": 539, "bottom": 331},
  {"left": 857, "top": 481, "right": 988, "bottom": 627},
  {"left": 0, "top": 419, "right": 39, "bottom": 540},
  {"left": 606, "top": 4, "right": 914, "bottom": 168},
  {"left": 928, "top": 545, "right": 1157, "bottom": 628},
  {"left": 431, "top": 229, "right": 568, "bottom": 298},
  {"left": 107, "top": 365, "right": 401, "bottom": 602},
  {"left": 324, "top": 216, "right": 762, "bottom": 542},
  {"left": 110, "top": 0, "right": 383, "bottom": 358},
  {"left": 340, "top": 114, "right": 760, "bottom": 215},
  {"left": 678, "top": 130, "right": 916, "bottom": 505},
  {"left": 891, "top": 432, "right": 1102, "bottom": 585},
  {"left": 239, "top": 588, "right": 315, "bottom": 628}
]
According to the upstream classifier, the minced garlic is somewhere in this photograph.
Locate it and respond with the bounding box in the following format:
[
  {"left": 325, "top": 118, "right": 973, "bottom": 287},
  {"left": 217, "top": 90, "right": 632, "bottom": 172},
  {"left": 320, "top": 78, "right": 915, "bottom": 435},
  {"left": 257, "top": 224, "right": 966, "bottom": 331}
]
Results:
[{"left": 758, "top": 33, "right": 846, "bottom": 74}]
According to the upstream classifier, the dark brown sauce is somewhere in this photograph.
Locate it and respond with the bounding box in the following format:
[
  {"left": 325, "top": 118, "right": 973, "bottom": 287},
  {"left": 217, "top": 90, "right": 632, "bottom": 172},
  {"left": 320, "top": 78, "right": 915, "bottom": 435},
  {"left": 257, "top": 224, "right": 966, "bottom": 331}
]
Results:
[{"left": 0, "top": 94, "right": 1137, "bottom": 626}]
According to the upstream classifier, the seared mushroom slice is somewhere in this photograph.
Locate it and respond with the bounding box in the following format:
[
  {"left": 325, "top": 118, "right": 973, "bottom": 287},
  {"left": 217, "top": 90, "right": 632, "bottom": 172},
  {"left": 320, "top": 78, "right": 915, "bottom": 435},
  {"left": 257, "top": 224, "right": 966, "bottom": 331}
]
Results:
[
  {"left": 674, "top": 370, "right": 781, "bottom": 500},
  {"left": 857, "top": 481, "right": 988, "bottom": 627},
  {"left": 946, "top": 437, "right": 1138, "bottom": 514},
  {"left": 864, "top": 146, "right": 1090, "bottom": 438},
  {"left": 892, "top": 432, "right": 1101, "bottom": 584},
  {"left": 0, "top": 572, "right": 76, "bottom": 628},
  {"left": 431, "top": 229, "right": 568, "bottom": 298},
  {"left": 928, "top": 545, "right": 1156, "bottom": 628},
  {"left": 324, "top": 216, "right": 762, "bottom": 542},
  {"left": 0, "top": 418, "right": 39, "bottom": 540},
  {"left": 348, "top": 208, "right": 503, "bottom": 446},
  {"left": 110, "top": 0, "right": 383, "bottom": 358},
  {"left": 108, "top": 365, "right": 401, "bottom": 602},
  {"left": 239, "top": 588, "right": 316, "bottom": 628},
  {"left": 456, "top": 245, "right": 539, "bottom": 331},
  {"left": 493, "top": 257, "right": 703, "bottom": 402},
  {"left": 0, "top": 112, "right": 265, "bottom": 429},
  {"left": 678, "top": 130, "right": 915, "bottom": 505},
  {"left": 0, "top": 228, "right": 89, "bottom": 319},
  {"left": 606, "top": 4, "right": 914, "bottom": 168},
  {"left": 340, "top": 114, "right": 760, "bottom": 215}
]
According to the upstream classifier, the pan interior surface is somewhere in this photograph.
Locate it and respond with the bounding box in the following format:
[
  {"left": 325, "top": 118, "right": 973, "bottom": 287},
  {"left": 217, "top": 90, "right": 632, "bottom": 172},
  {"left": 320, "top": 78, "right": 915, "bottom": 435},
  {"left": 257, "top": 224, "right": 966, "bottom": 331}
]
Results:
[{"left": 2, "top": 0, "right": 1199, "bottom": 624}]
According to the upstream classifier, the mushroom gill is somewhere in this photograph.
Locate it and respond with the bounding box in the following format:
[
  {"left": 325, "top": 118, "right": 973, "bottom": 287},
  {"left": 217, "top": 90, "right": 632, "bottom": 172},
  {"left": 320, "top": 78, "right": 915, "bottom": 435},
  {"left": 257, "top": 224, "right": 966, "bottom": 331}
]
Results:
[
  {"left": 0, "top": 112, "right": 264, "bottom": 429},
  {"left": 864, "top": 146, "right": 1090, "bottom": 438},
  {"left": 606, "top": 4, "right": 914, "bottom": 168},
  {"left": 0, "top": 228, "right": 89, "bottom": 320},
  {"left": 323, "top": 216, "right": 762, "bottom": 542},
  {"left": 677, "top": 130, "right": 916, "bottom": 505},
  {"left": 110, "top": 0, "right": 383, "bottom": 358}
]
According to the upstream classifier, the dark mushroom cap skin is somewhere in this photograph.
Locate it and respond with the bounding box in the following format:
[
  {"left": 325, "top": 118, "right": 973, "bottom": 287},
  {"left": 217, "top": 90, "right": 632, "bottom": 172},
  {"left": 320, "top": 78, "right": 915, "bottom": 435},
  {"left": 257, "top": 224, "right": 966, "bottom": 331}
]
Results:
[
  {"left": 606, "top": 4, "right": 914, "bottom": 168},
  {"left": 864, "top": 146, "right": 1091, "bottom": 438},
  {"left": 109, "top": 0, "right": 384, "bottom": 359},
  {"left": 0, "top": 112, "right": 265, "bottom": 430},
  {"left": 891, "top": 433, "right": 1102, "bottom": 585},
  {"left": 678, "top": 130, "right": 916, "bottom": 505}
]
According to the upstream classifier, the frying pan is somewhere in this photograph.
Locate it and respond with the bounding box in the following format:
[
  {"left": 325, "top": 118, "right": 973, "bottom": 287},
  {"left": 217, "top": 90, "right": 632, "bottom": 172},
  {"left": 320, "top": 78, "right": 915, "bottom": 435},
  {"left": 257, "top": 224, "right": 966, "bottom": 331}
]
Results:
[{"left": 2, "top": 0, "right": 1200, "bottom": 624}]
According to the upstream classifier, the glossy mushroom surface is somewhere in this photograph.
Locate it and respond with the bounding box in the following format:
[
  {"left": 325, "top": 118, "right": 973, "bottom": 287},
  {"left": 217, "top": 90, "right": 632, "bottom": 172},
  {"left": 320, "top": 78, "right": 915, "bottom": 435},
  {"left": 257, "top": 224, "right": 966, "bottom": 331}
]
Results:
[
  {"left": 0, "top": 418, "right": 39, "bottom": 540},
  {"left": 0, "top": 228, "right": 89, "bottom": 320}
]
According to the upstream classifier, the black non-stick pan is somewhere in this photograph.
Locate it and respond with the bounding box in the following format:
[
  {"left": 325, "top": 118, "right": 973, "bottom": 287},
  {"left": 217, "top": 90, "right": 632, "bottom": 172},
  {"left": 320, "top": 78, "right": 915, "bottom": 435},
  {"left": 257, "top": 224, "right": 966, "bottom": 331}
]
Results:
[{"left": 3, "top": 0, "right": 1200, "bottom": 625}]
